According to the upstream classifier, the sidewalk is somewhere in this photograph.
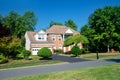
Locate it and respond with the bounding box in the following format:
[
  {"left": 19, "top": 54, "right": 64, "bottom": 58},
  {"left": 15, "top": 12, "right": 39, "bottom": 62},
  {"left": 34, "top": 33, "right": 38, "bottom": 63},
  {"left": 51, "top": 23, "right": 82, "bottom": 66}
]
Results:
[{"left": 0, "top": 58, "right": 120, "bottom": 80}]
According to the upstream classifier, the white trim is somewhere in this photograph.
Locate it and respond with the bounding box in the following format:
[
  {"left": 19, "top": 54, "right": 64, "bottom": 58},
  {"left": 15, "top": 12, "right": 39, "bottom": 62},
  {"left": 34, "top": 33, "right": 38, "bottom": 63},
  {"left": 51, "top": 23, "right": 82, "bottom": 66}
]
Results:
[
  {"left": 65, "top": 29, "right": 73, "bottom": 34},
  {"left": 25, "top": 32, "right": 31, "bottom": 50},
  {"left": 38, "top": 30, "right": 46, "bottom": 34},
  {"left": 64, "top": 47, "right": 66, "bottom": 52}
]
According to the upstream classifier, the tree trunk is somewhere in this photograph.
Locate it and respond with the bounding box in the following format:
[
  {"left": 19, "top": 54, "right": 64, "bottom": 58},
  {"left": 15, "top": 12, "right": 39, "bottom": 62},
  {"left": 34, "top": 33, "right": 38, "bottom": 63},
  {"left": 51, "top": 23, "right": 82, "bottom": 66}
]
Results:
[{"left": 107, "top": 44, "right": 110, "bottom": 53}]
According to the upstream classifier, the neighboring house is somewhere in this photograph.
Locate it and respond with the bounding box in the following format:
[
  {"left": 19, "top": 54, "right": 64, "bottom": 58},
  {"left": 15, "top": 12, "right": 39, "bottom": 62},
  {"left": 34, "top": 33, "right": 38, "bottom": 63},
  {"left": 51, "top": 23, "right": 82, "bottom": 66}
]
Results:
[{"left": 25, "top": 25, "right": 82, "bottom": 55}]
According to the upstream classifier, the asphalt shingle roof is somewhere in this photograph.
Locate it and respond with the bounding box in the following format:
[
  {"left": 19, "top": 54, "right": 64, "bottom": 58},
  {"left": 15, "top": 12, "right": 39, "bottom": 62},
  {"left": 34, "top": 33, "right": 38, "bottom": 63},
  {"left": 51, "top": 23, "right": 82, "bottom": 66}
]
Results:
[
  {"left": 26, "top": 25, "right": 79, "bottom": 42},
  {"left": 46, "top": 25, "right": 79, "bottom": 35}
]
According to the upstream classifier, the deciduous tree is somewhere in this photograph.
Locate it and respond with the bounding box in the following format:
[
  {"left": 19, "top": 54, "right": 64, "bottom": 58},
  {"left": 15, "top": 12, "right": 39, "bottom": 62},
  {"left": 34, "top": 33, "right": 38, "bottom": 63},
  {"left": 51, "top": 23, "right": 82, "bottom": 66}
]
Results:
[
  {"left": 88, "top": 6, "right": 120, "bottom": 52},
  {"left": 48, "top": 21, "right": 63, "bottom": 28},
  {"left": 65, "top": 19, "right": 78, "bottom": 31},
  {"left": 64, "top": 34, "right": 88, "bottom": 47},
  {"left": 3, "top": 11, "right": 37, "bottom": 38}
]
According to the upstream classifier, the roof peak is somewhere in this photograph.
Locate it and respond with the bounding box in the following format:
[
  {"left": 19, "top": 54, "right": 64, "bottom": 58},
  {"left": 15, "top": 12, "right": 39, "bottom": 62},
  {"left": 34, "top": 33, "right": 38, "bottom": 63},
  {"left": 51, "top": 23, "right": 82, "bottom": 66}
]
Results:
[{"left": 46, "top": 25, "right": 79, "bottom": 34}]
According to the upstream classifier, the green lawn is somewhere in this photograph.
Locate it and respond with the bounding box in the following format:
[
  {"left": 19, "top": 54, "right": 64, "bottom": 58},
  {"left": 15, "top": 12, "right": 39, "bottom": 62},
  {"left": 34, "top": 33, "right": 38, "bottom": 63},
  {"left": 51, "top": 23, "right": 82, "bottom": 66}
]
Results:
[
  {"left": 60, "top": 53, "right": 120, "bottom": 60},
  {"left": 81, "top": 53, "right": 120, "bottom": 60},
  {"left": 8, "top": 64, "right": 120, "bottom": 80},
  {"left": 0, "top": 56, "right": 62, "bottom": 69}
]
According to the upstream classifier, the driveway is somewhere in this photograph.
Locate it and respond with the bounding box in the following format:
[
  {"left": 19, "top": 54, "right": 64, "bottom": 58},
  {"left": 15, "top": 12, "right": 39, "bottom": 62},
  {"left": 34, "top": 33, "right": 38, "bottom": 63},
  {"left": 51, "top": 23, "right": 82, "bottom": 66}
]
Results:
[{"left": 52, "top": 54, "right": 90, "bottom": 63}]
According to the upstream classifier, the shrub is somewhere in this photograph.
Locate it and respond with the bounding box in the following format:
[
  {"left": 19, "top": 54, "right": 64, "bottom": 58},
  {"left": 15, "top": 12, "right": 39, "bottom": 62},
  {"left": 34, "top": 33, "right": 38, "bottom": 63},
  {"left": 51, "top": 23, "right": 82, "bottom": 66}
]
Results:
[
  {"left": 0, "top": 36, "right": 22, "bottom": 59},
  {"left": 23, "top": 50, "right": 31, "bottom": 60},
  {"left": 37, "top": 47, "right": 52, "bottom": 59},
  {"left": 81, "top": 48, "right": 86, "bottom": 54},
  {"left": 0, "top": 54, "right": 8, "bottom": 64},
  {"left": 54, "top": 49, "right": 63, "bottom": 54},
  {"left": 71, "top": 45, "right": 81, "bottom": 57}
]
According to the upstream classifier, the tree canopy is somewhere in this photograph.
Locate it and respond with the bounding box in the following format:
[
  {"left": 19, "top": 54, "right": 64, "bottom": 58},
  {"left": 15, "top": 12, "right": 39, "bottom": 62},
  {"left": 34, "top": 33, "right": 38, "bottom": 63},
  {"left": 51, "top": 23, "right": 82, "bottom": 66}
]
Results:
[
  {"left": 0, "top": 10, "right": 37, "bottom": 61},
  {"left": 81, "top": 6, "right": 120, "bottom": 52},
  {"left": 0, "top": 24, "right": 11, "bottom": 38},
  {"left": 3, "top": 11, "right": 37, "bottom": 38},
  {"left": 48, "top": 21, "right": 63, "bottom": 28},
  {"left": 64, "top": 34, "right": 89, "bottom": 47},
  {"left": 65, "top": 19, "right": 78, "bottom": 31},
  {"left": 48, "top": 19, "right": 78, "bottom": 31}
]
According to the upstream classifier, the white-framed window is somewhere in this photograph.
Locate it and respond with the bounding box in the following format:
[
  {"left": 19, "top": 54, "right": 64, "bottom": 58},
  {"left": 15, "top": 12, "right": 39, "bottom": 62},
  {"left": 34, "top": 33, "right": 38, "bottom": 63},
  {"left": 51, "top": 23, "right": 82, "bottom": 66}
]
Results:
[
  {"left": 38, "top": 34, "right": 44, "bottom": 40},
  {"left": 52, "top": 34, "right": 56, "bottom": 41},
  {"left": 58, "top": 35, "right": 62, "bottom": 41}
]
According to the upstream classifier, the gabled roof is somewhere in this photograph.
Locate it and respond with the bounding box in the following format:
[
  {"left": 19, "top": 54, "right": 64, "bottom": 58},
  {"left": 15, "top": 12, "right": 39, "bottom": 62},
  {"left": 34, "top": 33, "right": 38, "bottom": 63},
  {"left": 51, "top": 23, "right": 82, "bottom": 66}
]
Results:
[
  {"left": 26, "top": 31, "right": 35, "bottom": 42},
  {"left": 25, "top": 31, "right": 53, "bottom": 44},
  {"left": 46, "top": 25, "right": 79, "bottom": 35},
  {"left": 37, "top": 30, "right": 46, "bottom": 34}
]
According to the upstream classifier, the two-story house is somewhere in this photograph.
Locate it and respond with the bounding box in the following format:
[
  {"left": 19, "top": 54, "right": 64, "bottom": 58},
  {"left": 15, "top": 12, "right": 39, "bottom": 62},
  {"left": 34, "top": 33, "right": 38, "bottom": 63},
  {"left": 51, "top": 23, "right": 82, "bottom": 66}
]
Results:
[{"left": 25, "top": 25, "right": 82, "bottom": 55}]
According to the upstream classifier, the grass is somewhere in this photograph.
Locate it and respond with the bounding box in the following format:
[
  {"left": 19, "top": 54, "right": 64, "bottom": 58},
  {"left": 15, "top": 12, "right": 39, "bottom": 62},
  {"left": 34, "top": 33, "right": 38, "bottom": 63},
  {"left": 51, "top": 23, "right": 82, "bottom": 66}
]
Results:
[
  {"left": 0, "top": 56, "right": 62, "bottom": 69},
  {"left": 8, "top": 64, "right": 120, "bottom": 80},
  {"left": 81, "top": 53, "right": 120, "bottom": 60},
  {"left": 60, "top": 52, "right": 120, "bottom": 60}
]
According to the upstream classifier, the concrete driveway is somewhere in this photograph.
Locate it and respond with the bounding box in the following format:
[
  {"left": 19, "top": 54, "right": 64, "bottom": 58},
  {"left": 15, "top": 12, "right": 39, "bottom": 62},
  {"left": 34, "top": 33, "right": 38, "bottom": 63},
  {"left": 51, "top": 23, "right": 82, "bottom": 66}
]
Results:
[{"left": 52, "top": 54, "right": 90, "bottom": 63}]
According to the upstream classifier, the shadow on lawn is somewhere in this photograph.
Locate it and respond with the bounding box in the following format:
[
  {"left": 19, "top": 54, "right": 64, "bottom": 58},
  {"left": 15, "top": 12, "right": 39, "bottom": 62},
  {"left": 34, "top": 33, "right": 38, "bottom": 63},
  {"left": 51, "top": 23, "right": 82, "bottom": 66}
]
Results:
[
  {"left": 39, "top": 57, "right": 52, "bottom": 60},
  {"left": 105, "top": 58, "right": 120, "bottom": 63},
  {"left": 13, "top": 57, "right": 24, "bottom": 60}
]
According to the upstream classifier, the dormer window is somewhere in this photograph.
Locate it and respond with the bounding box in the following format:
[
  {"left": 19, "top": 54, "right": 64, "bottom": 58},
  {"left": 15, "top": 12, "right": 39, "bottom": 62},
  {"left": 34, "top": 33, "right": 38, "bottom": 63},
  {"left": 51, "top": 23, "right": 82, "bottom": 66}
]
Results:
[
  {"left": 34, "top": 30, "right": 47, "bottom": 41},
  {"left": 38, "top": 34, "right": 44, "bottom": 40}
]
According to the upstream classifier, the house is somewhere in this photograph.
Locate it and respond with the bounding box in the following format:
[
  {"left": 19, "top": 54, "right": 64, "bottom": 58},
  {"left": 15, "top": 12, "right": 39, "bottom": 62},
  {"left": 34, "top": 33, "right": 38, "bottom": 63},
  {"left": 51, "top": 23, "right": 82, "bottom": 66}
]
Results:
[{"left": 25, "top": 25, "right": 82, "bottom": 55}]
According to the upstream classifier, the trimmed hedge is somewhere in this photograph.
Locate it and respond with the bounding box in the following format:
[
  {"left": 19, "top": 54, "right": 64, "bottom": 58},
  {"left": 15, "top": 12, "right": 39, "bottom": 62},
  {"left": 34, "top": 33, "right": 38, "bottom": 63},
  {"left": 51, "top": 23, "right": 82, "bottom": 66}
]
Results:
[{"left": 37, "top": 47, "right": 52, "bottom": 59}]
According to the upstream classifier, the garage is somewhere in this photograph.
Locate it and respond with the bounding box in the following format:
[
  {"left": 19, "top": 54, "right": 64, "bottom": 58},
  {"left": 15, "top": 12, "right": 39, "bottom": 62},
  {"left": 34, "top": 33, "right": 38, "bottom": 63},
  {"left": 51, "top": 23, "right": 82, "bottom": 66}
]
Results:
[
  {"left": 32, "top": 47, "right": 53, "bottom": 55},
  {"left": 32, "top": 48, "right": 40, "bottom": 55}
]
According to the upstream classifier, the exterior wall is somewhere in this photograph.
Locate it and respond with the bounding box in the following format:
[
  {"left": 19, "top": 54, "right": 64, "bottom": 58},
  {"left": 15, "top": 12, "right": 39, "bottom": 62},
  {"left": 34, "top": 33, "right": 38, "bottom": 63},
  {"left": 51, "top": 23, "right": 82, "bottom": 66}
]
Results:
[
  {"left": 63, "top": 45, "right": 73, "bottom": 53},
  {"left": 63, "top": 44, "right": 82, "bottom": 53},
  {"left": 47, "top": 33, "right": 83, "bottom": 53},
  {"left": 25, "top": 33, "right": 31, "bottom": 50},
  {"left": 77, "top": 42, "right": 83, "bottom": 49},
  {"left": 47, "top": 34, "right": 64, "bottom": 50}
]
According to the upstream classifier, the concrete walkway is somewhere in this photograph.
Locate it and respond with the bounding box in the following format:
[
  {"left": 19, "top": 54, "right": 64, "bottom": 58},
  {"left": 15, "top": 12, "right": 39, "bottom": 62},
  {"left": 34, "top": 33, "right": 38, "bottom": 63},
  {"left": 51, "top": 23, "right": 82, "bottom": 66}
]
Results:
[{"left": 0, "top": 58, "right": 120, "bottom": 80}]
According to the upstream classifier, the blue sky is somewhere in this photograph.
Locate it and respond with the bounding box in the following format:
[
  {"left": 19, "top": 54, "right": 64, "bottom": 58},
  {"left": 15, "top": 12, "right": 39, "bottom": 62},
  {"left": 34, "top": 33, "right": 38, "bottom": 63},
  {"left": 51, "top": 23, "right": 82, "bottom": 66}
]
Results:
[{"left": 0, "top": 0, "right": 120, "bottom": 31}]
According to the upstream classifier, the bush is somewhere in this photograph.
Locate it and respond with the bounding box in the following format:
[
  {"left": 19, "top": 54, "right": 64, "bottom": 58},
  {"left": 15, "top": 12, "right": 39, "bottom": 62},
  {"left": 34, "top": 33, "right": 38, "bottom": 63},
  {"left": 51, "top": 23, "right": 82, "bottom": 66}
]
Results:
[
  {"left": 71, "top": 45, "right": 81, "bottom": 57},
  {"left": 37, "top": 47, "right": 52, "bottom": 59},
  {"left": 0, "top": 36, "right": 22, "bottom": 59},
  {"left": 54, "top": 49, "right": 63, "bottom": 54},
  {"left": 23, "top": 50, "right": 31, "bottom": 60},
  {"left": 81, "top": 48, "right": 86, "bottom": 54},
  {"left": 0, "top": 54, "right": 8, "bottom": 64}
]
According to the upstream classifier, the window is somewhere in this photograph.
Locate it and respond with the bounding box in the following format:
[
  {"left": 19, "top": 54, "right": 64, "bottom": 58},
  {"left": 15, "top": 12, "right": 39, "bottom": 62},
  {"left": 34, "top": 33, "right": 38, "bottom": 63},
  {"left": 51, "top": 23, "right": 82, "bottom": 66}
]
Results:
[
  {"left": 32, "top": 49, "right": 34, "bottom": 51},
  {"left": 52, "top": 35, "right": 55, "bottom": 41},
  {"left": 38, "top": 34, "right": 44, "bottom": 40},
  {"left": 58, "top": 35, "right": 62, "bottom": 41}
]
